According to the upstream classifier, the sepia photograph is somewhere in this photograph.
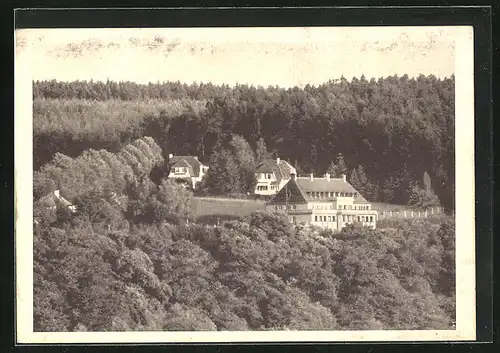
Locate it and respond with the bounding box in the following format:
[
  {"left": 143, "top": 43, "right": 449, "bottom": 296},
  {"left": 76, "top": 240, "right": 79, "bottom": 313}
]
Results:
[{"left": 14, "top": 23, "right": 476, "bottom": 343}]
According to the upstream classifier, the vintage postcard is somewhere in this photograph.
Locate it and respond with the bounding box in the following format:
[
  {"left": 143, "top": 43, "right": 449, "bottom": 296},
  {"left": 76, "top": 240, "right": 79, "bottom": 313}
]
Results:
[{"left": 15, "top": 25, "right": 475, "bottom": 343}]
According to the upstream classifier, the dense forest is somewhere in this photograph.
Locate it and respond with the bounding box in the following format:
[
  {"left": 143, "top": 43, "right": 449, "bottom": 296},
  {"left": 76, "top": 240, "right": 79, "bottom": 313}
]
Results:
[
  {"left": 34, "top": 137, "right": 455, "bottom": 332},
  {"left": 33, "top": 75, "right": 455, "bottom": 210},
  {"left": 33, "top": 77, "right": 456, "bottom": 331}
]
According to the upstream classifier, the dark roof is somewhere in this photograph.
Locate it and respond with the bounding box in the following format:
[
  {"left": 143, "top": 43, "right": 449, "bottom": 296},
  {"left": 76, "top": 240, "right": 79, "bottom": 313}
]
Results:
[
  {"left": 269, "top": 176, "right": 368, "bottom": 204},
  {"left": 267, "top": 179, "right": 308, "bottom": 205},
  {"left": 296, "top": 177, "right": 368, "bottom": 202},
  {"left": 277, "top": 160, "right": 295, "bottom": 177},
  {"left": 255, "top": 159, "right": 295, "bottom": 184},
  {"left": 169, "top": 156, "right": 204, "bottom": 177}
]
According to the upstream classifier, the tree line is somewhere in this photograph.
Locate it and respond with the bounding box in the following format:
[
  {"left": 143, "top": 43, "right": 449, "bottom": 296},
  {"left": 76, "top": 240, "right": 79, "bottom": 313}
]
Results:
[
  {"left": 33, "top": 79, "right": 230, "bottom": 101},
  {"left": 34, "top": 137, "right": 456, "bottom": 331},
  {"left": 33, "top": 75, "right": 454, "bottom": 210}
]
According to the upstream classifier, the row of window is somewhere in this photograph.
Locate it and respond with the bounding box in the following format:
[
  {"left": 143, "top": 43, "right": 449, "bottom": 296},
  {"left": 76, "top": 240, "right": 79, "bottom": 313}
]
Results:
[
  {"left": 173, "top": 167, "right": 187, "bottom": 174},
  {"left": 311, "top": 204, "right": 371, "bottom": 210},
  {"left": 315, "top": 215, "right": 337, "bottom": 222},
  {"left": 307, "top": 191, "right": 358, "bottom": 199},
  {"left": 314, "top": 215, "right": 375, "bottom": 223},
  {"left": 276, "top": 204, "right": 296, "bottom": 211},
  {"left": 338, "top": 204, "right": 370, "bottom": 210},
  {"left": 258, "top": 173, "right": 273, "bottom": 180},
  {"left": 257, "top": 185, "right": 279, "bottom": 191}
]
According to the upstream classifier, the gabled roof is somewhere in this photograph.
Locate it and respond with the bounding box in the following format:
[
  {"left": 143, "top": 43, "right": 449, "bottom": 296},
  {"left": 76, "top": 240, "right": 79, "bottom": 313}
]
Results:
[
  {"left": 169, "top": 156, "right": 205, "bottom": 177},
  {"left": 296, "top": 177, "right": 368, "bottom": 202},
  {"left": 255, "top": 159, "right": 280, "bottom": 175},
  {"left": 267, "top": 179, "right": 308, "bottom": 204},
  {"left": 268, "top": 176, "right": 368, "bottom": 204},
  {"left": 277, "top": 160, "right": 296, "bottom": 177},
  {"left": 255, "top": 158, "right": 296, "bottom": 184}
]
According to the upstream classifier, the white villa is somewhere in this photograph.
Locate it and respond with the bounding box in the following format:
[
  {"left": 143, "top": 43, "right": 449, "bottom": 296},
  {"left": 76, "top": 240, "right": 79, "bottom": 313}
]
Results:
[
  {"left": 254, "top": 158, "right": 297, "bottom": 199},
  {"left": 167, "top": 154, "right": 209, "bottom": 189}
]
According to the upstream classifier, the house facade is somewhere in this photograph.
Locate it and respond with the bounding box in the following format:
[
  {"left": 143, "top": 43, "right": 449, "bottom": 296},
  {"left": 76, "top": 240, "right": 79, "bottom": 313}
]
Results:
[
  {"left": 167, "top": 154, "right": 209, "bottom": 189},
  {"left": 265, "top": 173, "right": 378, "bottom": 231},
  {"left": 254, "top": 158, "right": 297, "bottom": 198}
]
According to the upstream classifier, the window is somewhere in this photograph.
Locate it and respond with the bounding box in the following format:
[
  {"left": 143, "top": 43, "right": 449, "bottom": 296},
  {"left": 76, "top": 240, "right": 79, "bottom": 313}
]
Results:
[
  {"left": 343, "top": 205, "right": 347, "bottom": 210},
  {"left": 328, "top": 216, "right": 331, "bottom": 221},
  {"left": 348, "top": 205, "right": 352, "bottom": 210},
  {"left": 332, "top": 216, "right": 336, "bottom": 221},
  {"left": 358, "top": 216, "right": 361, "bottom": 222},
  {"left": 315, "top": 216, "right": 318, "bottom": 222},
  {"left": 370, "top": 216, "right": 373, "bottom": 222},
  {"left": 342, "top": 215, "right": 346, "bottom": 222}
]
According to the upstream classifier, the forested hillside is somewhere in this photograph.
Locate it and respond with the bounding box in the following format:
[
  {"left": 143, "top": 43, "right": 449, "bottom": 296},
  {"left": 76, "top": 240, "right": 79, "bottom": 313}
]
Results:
[
  {"left": 34, "top": 135, "right": 455, "bottom": 332},
  {"left": 33, "top": 76, "right": 455, "bottom": 210}
]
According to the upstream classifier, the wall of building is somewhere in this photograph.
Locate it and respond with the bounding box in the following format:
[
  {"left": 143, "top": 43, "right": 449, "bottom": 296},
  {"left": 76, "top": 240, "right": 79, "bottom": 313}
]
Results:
[{"left": 266, "top": 201, "right": 378, "bottom": 231}]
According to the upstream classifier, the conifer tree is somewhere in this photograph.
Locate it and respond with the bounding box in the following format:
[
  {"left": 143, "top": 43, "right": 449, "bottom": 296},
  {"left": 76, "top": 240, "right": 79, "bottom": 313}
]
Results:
[
  {"left": 255, "top": 137, "right": 270, "bottom": 162},
  {"left": 201, "top": 142, "right": 242, "bottom": 195},
  {"left": 349, "top": 168, "right": 361, "bottom": 193}
]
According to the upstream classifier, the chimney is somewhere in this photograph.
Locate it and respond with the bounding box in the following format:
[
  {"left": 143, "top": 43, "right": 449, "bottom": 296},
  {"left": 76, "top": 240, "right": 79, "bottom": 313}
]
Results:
[
  {"left": 276, "top": 157, "right": 280, "bottom": 164},
  {"left": 325, "top": 173, "right": 331, "bottom": 181},
  {"left": 168, "top": 153, "right": 173, "bottom": 159},
  {"left": 341, "top": 174, "right": 346, "bottom": 182},
  {"left": 310, "top": 173, "right": 314, "bottom": 181},
  {"left": 290, "top": 173, "right": 296, "bottom": 181},
  {"left": 54, "top": 189, "right": 60, "bottom": 198}
]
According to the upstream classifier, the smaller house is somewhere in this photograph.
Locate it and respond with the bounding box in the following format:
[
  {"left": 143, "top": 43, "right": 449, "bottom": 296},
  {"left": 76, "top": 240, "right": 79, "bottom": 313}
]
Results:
[
  {"left": 35, "top": 189, "right": 77, "bottom": 218},
  {"left": 167, "top": 154, "right": 209, "bottom": 190},
  {"left": 254, "top": 157, "right": 297, "bottom": 199}
]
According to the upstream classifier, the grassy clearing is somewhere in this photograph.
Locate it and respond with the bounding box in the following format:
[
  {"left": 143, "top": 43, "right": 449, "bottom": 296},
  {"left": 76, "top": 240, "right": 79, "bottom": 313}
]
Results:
[
  {"left": 192, "top": 197, "right": 266, "bottom": 224},
  {"left": 191, "top": 197, "right": 448, "bottom": 225}
]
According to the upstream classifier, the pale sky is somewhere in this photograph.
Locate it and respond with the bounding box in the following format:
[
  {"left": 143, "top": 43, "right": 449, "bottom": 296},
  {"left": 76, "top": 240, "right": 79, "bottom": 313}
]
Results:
[{"left": 16, "top": 27, "right": 457, "bottom": 88}]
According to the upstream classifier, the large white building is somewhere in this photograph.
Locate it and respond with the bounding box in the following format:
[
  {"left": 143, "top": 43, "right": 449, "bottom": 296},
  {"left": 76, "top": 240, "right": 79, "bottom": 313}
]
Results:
[{"left": 266, "top": 173, "right": 378, "bottom": 231}]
